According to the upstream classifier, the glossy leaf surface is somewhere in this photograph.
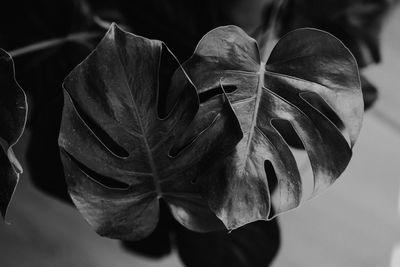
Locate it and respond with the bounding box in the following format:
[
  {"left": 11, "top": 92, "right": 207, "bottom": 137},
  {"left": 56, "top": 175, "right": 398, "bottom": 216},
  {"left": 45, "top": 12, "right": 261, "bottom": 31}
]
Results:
[
  {"left": 0, "top": 49, "right": 27, "bottom": 218},
  {"left": 183, "top": 26, "right": 363, "bottom": 229},
  {"left": 59, "top": 24, "right": 242, "bottom": 240}
]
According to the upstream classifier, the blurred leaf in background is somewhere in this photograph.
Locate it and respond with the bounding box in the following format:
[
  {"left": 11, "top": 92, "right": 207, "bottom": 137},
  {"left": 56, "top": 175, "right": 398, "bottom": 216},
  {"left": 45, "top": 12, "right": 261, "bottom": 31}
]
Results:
[
  {"left": 0, "top": 0, "right": 104, "bottom": 203},
  {"left": 0, "top": 49, "right": 27, "bottom": 218},
  {"left": 0, "top": 1, "right": 381, "bottom": 266}
]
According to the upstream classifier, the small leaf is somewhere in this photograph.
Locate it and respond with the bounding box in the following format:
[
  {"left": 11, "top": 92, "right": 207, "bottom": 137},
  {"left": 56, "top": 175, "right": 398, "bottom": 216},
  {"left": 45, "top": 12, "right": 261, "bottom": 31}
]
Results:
[
  {"left": 0, "top": 48, "right": 27, "bottom": 218},
  {"left": 58, "top": 24, "right": 242, "bottom": 240},
  {"left": 183, "top": 26, "right": 363, "bottom": 230}
]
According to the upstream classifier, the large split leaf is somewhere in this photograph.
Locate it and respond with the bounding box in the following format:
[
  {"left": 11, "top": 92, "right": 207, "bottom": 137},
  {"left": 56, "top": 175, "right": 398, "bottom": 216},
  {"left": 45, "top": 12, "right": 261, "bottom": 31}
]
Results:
[
  {"left": 183, "top": 26, "right": 363, "bottom": 230},
  {"left": 0, "top": 49, "right": 27, "bottom": 218},
  {"left": 58, "top": 24, "right": 242, "bottom": 240}
]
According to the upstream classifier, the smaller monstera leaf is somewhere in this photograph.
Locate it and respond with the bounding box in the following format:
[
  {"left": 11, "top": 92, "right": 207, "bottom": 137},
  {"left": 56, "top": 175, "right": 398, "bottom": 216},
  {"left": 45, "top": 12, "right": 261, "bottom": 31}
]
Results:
[
  {"left": 58, "top": 24, "right": 242, "bottom": 240},
  {"left": 183, "top": 26, "right": 363, "bottom": 230},
  {"left": 360, "top": 75, "right": 378, "bottom": 110},
  {"left": 0, "top": 49, "right": 27, "bottom": 218}
]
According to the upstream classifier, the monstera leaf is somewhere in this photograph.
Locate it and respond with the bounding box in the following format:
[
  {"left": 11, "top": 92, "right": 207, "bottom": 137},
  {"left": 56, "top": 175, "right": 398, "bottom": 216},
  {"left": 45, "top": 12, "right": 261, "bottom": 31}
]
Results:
[
  {"left": 58, "top": 24, "right": 242, "bottom": 240},
  {"left": 0, "top": 49, "right": 27, "bottom": 218},
  {"left": 182, "top": 26, "right": 363, "bottom": 230},
  {"left": 267, "top": 0, "right": 397, "bottom": 110}
]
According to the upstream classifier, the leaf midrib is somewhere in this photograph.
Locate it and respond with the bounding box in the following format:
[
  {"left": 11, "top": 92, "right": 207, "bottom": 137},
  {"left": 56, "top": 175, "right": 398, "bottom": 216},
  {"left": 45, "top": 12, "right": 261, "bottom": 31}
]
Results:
[
  {"left": 240, "top": 63, "right": 266, "bottom": 170},
  {"left": 114, "top": 41, "right": 162, "bottom": 197}
]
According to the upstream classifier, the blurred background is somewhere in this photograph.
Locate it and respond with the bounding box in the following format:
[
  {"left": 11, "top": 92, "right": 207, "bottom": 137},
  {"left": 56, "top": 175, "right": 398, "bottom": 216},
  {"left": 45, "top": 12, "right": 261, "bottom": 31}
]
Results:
[{"left": 1, "top": 0, "right": 400, "bottom": 266}]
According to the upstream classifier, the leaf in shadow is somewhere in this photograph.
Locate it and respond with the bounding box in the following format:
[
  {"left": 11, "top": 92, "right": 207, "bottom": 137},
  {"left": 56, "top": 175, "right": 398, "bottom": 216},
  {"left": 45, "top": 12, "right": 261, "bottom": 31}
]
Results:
[
  {"left": 183, "top": 26, "right": 363, "bottom": 230},
  {"left": 175, "top": 218, "right": 280, "bottom": 267},
  {"left": 121, "top": 200, "right": 174, "bottom": 258},
  {"left": 0, "top": 49, "right": 27, "bottom": 218},
  {"left": 0, "top": 0, "right": 105, "bottom": 204},
  {"left": 58, "top": 23, "right": 242, "bottom": 240},
  {"left": 176, "top": 162, "right": 280, "bottom": 267}
]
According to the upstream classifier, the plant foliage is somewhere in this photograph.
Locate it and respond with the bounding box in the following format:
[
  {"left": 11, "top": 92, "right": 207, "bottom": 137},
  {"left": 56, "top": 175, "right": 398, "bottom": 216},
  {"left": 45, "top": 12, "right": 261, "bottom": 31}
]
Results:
[
  {"left": 0, "top": 0, "right": 104, "bottom": 203},
  {"left": 0, "top": 49, "right": 27, "bottom": 218},
  {"left": 58, "top": 24, "right": 242, "bottom": 240},
  {"left": 59, "top": 23, "right": 363, "bottom": 238},
  {"left": 183, "top": 26, "right": 363, "bottom": 229}
]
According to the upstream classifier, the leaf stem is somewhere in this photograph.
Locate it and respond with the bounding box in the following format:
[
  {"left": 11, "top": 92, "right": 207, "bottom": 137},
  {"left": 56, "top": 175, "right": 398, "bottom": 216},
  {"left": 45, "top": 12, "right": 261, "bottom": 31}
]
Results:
[{"left": 9, "top": 32, "right": 101, "bottom": 58}]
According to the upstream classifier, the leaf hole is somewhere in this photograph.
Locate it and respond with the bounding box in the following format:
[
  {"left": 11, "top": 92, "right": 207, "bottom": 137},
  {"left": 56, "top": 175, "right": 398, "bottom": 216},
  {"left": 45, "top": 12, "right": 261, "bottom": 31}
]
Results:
[
  {"left": 264, "top": 160, "right": 277, "bottom": 218},
  {"left": 271, "top": 119, "right": 313, "bottom": 200},
  {"left": 198, "top": 85, "right": 237, "bottom": 103},
  {"left": 66, "top": 150, "right": 129, "bottom": 189},
  {"left": 271, "top": 119, "right": 304, "bottom": 149},
  {"left": 292, "top": 149, "right": 314, "bottom": 201},
  {"left": 69, "top": 93, "right": 129, "bottom": 158},
  {"left": 300, "top": 92, "right": 350, "bottom": 146},
  {"left": 169, "top": 137, "right": 195, "bottom": 158},
  {"left": 168, "top": 147, "right": 180, "bottom": 158},
  {"left": 157, "top": 43, "right": 181, "bottom": 118},
  {"left": 265, "top": 160, "right": 278, "bottom": 191}
]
